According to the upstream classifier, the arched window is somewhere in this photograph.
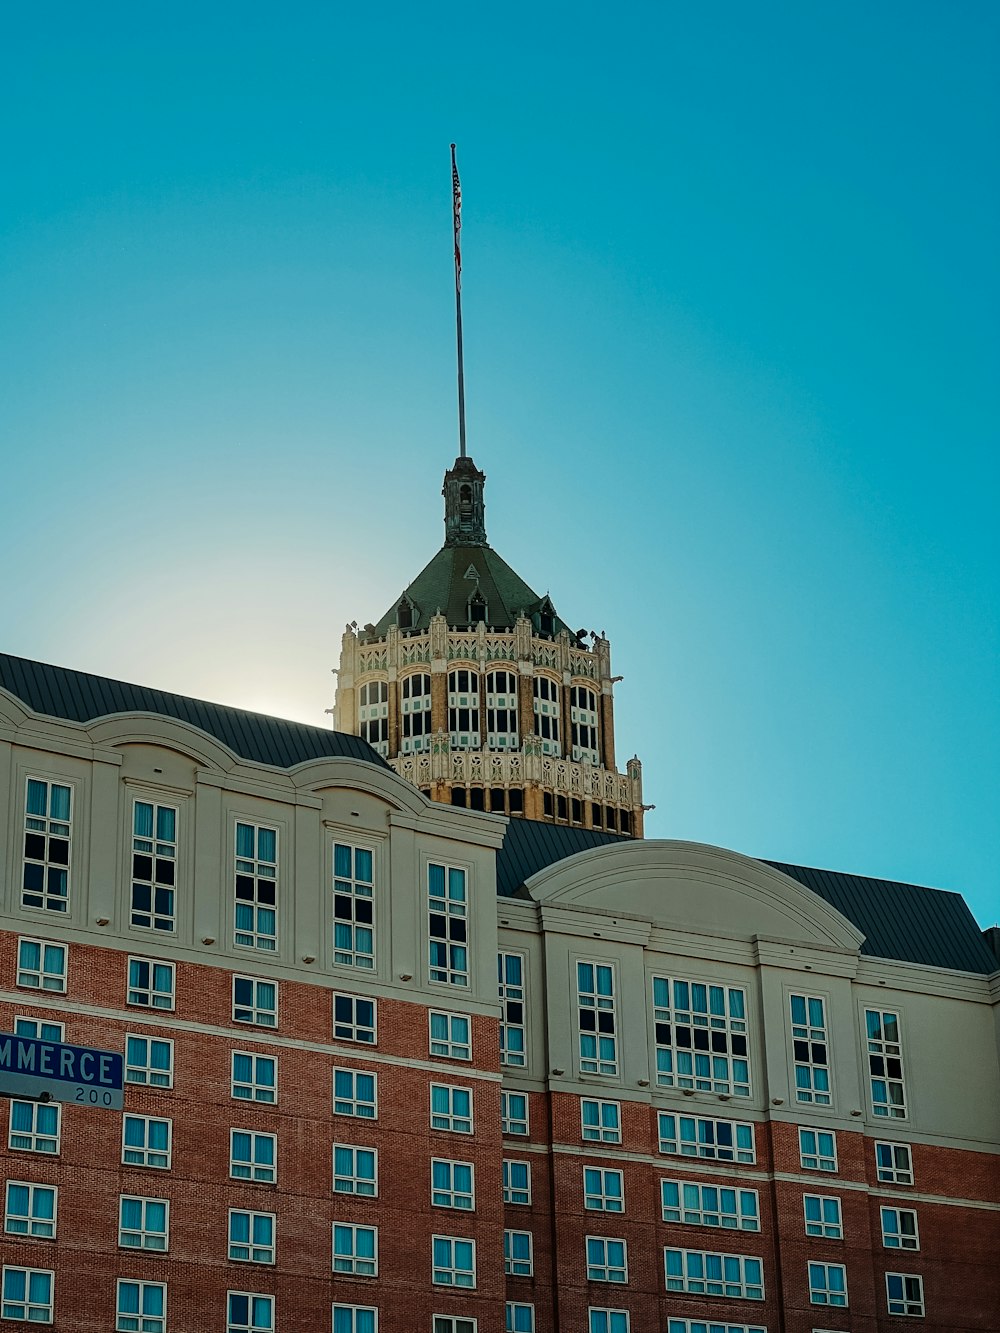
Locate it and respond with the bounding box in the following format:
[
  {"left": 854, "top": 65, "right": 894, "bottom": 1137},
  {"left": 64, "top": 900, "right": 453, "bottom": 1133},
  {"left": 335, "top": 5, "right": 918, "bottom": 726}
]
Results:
[
  {"left": 570, "top": 685, "right": 599, "bottom": 763},
  {"left": 448, "top": 669, "right": 480, "bottom": 749},
  {"left": 358, "top": 681, "right": 389, "bottom": 756},
  {"left": 532, "top": 676, "right": 560, "bottom": 755},
  {"left": 401, "top": 673, "right": 432, "bottom": 753},
  {"left": 486, "top": 670, "right": 519, "bottom": 749}
]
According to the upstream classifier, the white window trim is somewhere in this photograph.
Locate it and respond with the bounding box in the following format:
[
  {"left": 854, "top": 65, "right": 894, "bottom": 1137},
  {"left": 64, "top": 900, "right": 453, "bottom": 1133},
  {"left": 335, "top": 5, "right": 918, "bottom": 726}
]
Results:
[
  {"left": 16, "top": 938, "right": 67, "bottom": 993},
  {"left": 1, "top": 1265, "right": 55, "bottom": 1324},
  {"left": 583, "top": 1166, "right": 625, "bottom": 1213},
  {"left": 431, "top": 1233, "right": 477, "bottom": 1287},
  {"left": 228, "top": 1208, "right": 276, "bottom": 1265},
  {"left": 230, "top": 1129, "right": 277, "bottom": 1183},
  {"left": 118, "top": 1194, "right": 169, "bottom": 1251},
  {"left": 127, "top": 956, "right": 176, "bottom": 1011},
  {"left": 233, "top": 975, "right": 278, "bottom": 1028},
  {"left": 231, "top": 1050, "right": 278, "bottom": 1104},
  {"left": 8, "top": 1100, "right": 61, "bottom": 1155},
  {"left": 332, "top": 1143, "right": 379, "bottom": 1196},
  {"left": 4, "top": 1182, "right": 58, "bottom": 1239},
  {"left": 333, "top": 1066, "right": 378, "bottom": 1119},
  {"left": 502, "top": 1158, "right": 532, "bottom": 1206},
  {"left": 429, "top": 1009, "right": 472, "bottom": 1061},
  {"left": 580, "top": 1097, "right": 621, "bottom": 1143},
  {"left": 661, "top": 1176, "right": 760, "bottom": 1230},
  {"left": 799, "top": 1126, "right": 838, "bottom": 1172},
  {"left": 585, "top": 1234, "right": 629, "bottom": 1283},
  {"left": 808, "top": 1260, "right": 849, "bottom": 1307},
  {"left": 332, "top": 992, "right": 378, "bottom": 1044},
  {"left": 430, "top": 1083, "right": 474, "bottom": 1135},
  {"left": 125, "top": 1033, "right": 174, "bottom": 1088},
  {"left": 122, "top": 1114, "right": 172, "bottom": 1170},
  {"left": 803, "top": 1193, "right": 843, "bottom": 1239},
  {"left": 431, "top": 1158, "right": 476, "bottom": 1211}
]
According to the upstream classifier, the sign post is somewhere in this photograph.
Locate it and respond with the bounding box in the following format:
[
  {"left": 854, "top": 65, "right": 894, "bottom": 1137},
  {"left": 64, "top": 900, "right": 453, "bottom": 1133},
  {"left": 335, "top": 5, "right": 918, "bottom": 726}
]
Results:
[{"left": 0, "top": 1032, "right": 124, "bottom": 1110}]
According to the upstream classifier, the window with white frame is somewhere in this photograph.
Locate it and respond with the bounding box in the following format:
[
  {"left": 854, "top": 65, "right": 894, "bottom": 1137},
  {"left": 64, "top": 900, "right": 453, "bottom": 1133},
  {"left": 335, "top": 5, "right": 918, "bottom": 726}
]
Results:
[
  {"left": 661, "top": 1179, "right": 760, "bottom": 1231},
  {"left": 229, "top": 1209, "right": 275, "bottom": 1264},
  {"left": 581, "top": 1098, "right": 620, "bottom": 1143},
  {"left": 432, "top": 1159, "right": 474, "bottom": 1210},
  {"left": 803, "top": 1194, "right": 842, "bottom": 1239},
  {"left": 8, "top": 1101, "right": 59, "bottom": 1154},
  {"left": 127, "top": 957, "right": 174, "bottom": 1010},
  {"left": 664, "top": 1248, "right": 764, "bottom": 1300},
  {"left": 333, "top": 1223, "right": 378, "bottom": 1276},
  {"left": 808, "top": 1262, "right": 847, "bottom": 1307},
  {"left": 359, "top": 680, "right": 389, "bottom": 755},
  {"left": 864, "top": 1008, "right": 907, "bottom": 1119},
  {"left": 230, "top": 1130, "right": 276, "bottom": 1183},
  {"left": 125, "top": 1035, "right": 173, "bottom": 1087},
  {"left": 16, "top": 938, "right": 66, "bottom": 992},
  {"left": 502, "top": 1159, "right": 531, "bottom": 1205},
  {"left": 116, "top": 1280, "right": 165, "bottom": 1333},
  {"left": 432, "top": 1235, "right": 476, "bottom": 1287},
  {"left": 504, "top": 1229, "right": 533, "bottom": 1277},
  {"left": 652, "top": 974, "right": 750, "bottom": 1096},
  {"left": 233, "top": 976, "right": 277, "bottom": 1027},
  {"left": 790, "top": 993, "right": 831, "bottom": 1105},
  {"left": 429, "top": 863, "right": 469, "bottom": 987},
  {"left": 432, "top": 1319, "right": 476, "bottom": 1333},
  {"left": 2, "top": 1267, "right": 53, "bottom": 1324},
  {"left": 886, "top": 1272, "right": 924, "bottom": 1316},
  {"left": 658, "top": 1111, "right": 756, "bottom": 1163},
  {"left": 501, "top": 1091, "right": 528, "bottom": 1137},
  {"left": 119, "top": 1195, "right": 168, "bottom": 1251},
  {"left": 486, "top": 670, "right": 519, "bottom": 748},
  {"left": 22, "top": 777, "right": 72, "bottom": 913},
  {"left": 874, "top": 1139, "right": 913, "bottom": 1185},
  {"left": 333, "top": 1067, "right": 377, "bottom": 1118},
  {"left": 4, "top": 1183, "right": 56, "bottom": 1238},
  {"left": 232, "top": 1052, "right": 276, "bottom": 1104},
  {"left": 333, "top": 993, "right": 376, "bottom": 1043},
  {"left": 584, "top": 1168, "right": 624, "bottom": 1213},
  {"left": 401, "top": 672, "right": 432, "bottom": 754},
  {"left": 333, "top": 1144, "right": 377, "bottom": 1195},
  {"left": 123, "top": 1115, "right": 171, "bottom": 1169},
  {"left": 131, "top": 801, "right": 177, "bottom": 932},
  {"left": 227, "top": 1292, "right": 273, "bottom": 1333},
  {"left": 430, "top": 1084, "right": 473, "bottom": 1134},
  {"left": 532, "top": 676, "right": 560, "bottom": 754},
  {"left": 589, "top": 1313, "right": 630, "bottom": 1333},
  {"left": 506, "top": 1303, "right": 534, "bottom": 1333},
  {"left": 429, "top": 1010, "right": 471, "bottom": 1060},
  {"left": 498, "top": 951, "right": 526, "bottom": 1067},
  {"left": 577, "top": 960, "right": 617, "bottom": 1075},
  {"left": 234, "top": 823, "right": 278, "bottom": 951},
  {"left": 570, "top": 685, "right": 599, "bottom": 763},
  {"left": 880, "top": 1206, "right": 919, "bottom": 1250},
  {"left": 448, "top": 669, "right": 480, "bottom": 748},
  {"left": 799, "top": 1128, "right": 838, "bottom": 1172},
  {"left": 13, "top": 1017, "right": 64, "bottom": 1041},
  {"left": 586, "top": 1236, "right": 627, "bottom": 1283},
  {"left": 667, "top": 1323, "right": 764, "bottom": 1333},
  {"left": 333, "top": 843, "right": 375, "bottom": 968},
  {"left": 333, "top": 1307, "right": 377, "bottom": 1333}
]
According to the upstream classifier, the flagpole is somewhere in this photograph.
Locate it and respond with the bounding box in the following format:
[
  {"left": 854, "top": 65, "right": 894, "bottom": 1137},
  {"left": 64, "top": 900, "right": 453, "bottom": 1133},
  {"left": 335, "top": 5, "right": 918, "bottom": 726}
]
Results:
[{"left": 451, "top": 144, "right": 467, "bottom": 459}]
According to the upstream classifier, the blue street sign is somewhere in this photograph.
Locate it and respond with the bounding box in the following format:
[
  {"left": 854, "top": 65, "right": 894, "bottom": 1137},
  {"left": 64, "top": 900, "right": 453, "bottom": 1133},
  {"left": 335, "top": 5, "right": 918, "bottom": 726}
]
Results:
[{"left": 0, "top": 1032, "right": 124, "bottom": 1110}]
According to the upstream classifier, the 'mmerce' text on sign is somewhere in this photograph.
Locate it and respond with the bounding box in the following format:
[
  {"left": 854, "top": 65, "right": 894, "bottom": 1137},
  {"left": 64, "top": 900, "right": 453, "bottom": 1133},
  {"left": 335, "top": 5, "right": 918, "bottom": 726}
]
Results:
[{"left": 0, "top": 1032, "right": 124, "bottom": 1110}]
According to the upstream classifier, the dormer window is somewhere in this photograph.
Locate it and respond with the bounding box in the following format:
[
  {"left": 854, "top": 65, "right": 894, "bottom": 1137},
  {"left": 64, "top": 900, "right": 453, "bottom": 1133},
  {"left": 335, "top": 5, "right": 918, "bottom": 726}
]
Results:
[
  {"left": 468, "top": 591, "right": 487, "bottom": 625},
  {"left": 397, "top": 597, "right": 414, "bottom": 629}
]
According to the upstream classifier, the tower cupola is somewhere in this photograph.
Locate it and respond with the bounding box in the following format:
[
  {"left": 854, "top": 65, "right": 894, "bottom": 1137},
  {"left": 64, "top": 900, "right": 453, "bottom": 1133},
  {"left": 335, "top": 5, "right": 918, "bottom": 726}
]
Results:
[{"left": 443, "top": 456, "right": 487, "bottom": 546}]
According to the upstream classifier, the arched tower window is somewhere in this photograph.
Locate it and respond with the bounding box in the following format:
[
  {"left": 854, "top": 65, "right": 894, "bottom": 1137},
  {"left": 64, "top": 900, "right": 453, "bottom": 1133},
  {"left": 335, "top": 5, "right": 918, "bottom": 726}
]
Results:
[
  {"left": 570, "top": 685, "right": 599, "bottom": 763},
  {"left": 401, "top": 672, "right": 432, "bottom": 753},
  {"left": 448, "top": 669, "right": 480, "bottom": 749},
  {"left": 358, "top": 681, "right": 389, "bottom": 756},
  {"left": 533, "top": 676, "right": 561, "bottom": 756},
  {"left": 459, "top": 484, "right": 473, "bottom": 535},
  {"left": 485, "top": 669, "right": 518, "bottom": 749}
]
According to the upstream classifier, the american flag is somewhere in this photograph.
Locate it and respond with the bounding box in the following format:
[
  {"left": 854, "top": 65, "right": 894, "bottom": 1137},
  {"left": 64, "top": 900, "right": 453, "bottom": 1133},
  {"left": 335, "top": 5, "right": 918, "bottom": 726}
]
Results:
[{"left": 451, "top": 144, "right": 462, "bottom": 287}]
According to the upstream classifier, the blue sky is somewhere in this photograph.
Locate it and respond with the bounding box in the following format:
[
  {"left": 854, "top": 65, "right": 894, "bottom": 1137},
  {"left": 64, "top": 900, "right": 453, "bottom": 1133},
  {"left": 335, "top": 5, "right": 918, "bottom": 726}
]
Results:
[{"left": 2, "top": 3, "right": 997, "bottom": 926}]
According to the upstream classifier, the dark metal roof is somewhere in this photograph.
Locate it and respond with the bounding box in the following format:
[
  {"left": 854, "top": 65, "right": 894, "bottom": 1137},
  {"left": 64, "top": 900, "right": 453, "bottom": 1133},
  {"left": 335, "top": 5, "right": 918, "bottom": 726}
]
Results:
[
  {"left": 0, "top": 654, "right": 388, "bottom": 772},
  {"left": 495, "top": 819, "right": 628, "bottom": 898}
]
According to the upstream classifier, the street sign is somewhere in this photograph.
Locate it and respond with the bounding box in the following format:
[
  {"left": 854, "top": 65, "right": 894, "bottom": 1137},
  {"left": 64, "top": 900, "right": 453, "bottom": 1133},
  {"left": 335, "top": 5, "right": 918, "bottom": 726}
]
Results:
[{"left": 0, "top": 1031, "right": 124, "bottom": 1110}]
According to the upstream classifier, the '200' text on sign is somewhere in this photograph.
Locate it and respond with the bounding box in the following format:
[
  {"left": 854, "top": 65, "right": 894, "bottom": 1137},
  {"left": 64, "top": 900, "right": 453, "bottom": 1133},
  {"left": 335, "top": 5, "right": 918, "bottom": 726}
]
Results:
[{"left": 0, "top": 1032, "right": 124, "bottom": 1110}]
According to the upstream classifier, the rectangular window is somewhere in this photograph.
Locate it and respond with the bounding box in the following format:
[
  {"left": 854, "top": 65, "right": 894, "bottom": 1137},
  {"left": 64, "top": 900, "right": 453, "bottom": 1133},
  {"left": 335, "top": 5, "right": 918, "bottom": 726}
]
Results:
[
  {"left": 4, "top": 1183, "right": 57, "bottom": 1238},
  {"left": 586, "top": 1236, "right": 627, "bottom": 1283},
  {"left": 584, "top": 1168, "right": 624, "bottom": 1213},
  {"left": 230, "top": 1130, "right": 276, "bottom": 1183},
  {"left": 333, "top": 1223, "right": 378, "bottom": 1276},
  {"left": 119, "top": 1196, "right": 169, "bottom": 1251},
  {"left": 233, "top": 976, "right": 277, "bottom": 1027},
  {"left": 125, "top": 1035, "right": 173, "bottom": 1088},
  {"left": 886, "top": 1272, "right": 924, "bottom": 1316},
  {"left": 16, "top": 938, "right": 66, "bottom": 992},
  {"left": 123, "top": 1115, "right": 171, "bottom": 1169},
  {"left": 13, "top": 1017, "right": 64, "bottom": 1041},
  {"left": 333, "top": 993, "right": 376, "bottom": 1044},
  {"left": 808, "top": 1262, "right": 848, "bottom": 1307},
  {"left": 333, "top": 1144, "right": 377, "bottom": 1196},
  {"left": 227, "top": 1292, "right": 273, "bottom": 1333},
  {"left": 234, "top": 822, "right": 278, "bottom": 951},
  {"left": 333, "top": 1067, "right": 377, "bottom": 1118},
  {"left": 667, "top": 1324, "right": 764, "bottom": 1333},
  {"left": 232, "top": 1052, "right": 277, "bottom": 1104},
  {"left": 506, "top": 1304, "right": 534, "bottom": 1333},
  {"left": 799, "top": 1127, "right": 837, "bottom": 1172},
  {"left": 865, "top": 1008, "right": 907, "bottom": 1118},
  {"left": 664, "top": 1247, "right": 764, "bottom": 1300},
  {"left": 589, "top": 1314, "right": 630, "bottom": 1333},
  {"left": 433, "top": 1320, "right": 476, "bottom": 1333},
  {"left": 504, "top": 1229, "right": 533, "bottom": 1277},
  {"left": 581, "top": 1098, "right": 620, "bottom": 1143},
  {"left": 790, "top": 993, "right": 831, "bottom": 1104},
  {"left": 881, "top": 1206, "right": 919, "bottom": 1250},
  {"left": 333, "top": 1308, "right": 377, "bottom": 1333},
  {"left": 22, "top": 777, "right": 71, "bottom": 913},
  {"left": 661, "top": 1178, "right": 760, "bottom": 1231},
  {"left": 8, "top": 1101, "right": 60, "bottom": 1154},
  {"left": 229, "top": 1209, "right": 275, "bottom": 1264},
  {"left": 652, "top": 974, "right": 750, "bottom": 1097},
  {"left": 875, "top": 1140, "right": 913, "bottom": 1185},
  {"left": 804, "top": 1194, "right": 843, "bottom": 1238},
  {"left": 578, "top": 960, "right": 618, "bottom": 1075},
  {"left": 501, "top": 1091, "right": 528, "bottom": 1137},
  {"left": 2, "top": 1267, "right": 54, "bottom": 1324},
  {"left": 127, "top": 957, "right": 175, "bottom": 1010},
  {"left": 502, "top": 1159, "right": 531, "bottom": 1205},
  {"left": 131, "top": 801, "right": 177, "bottom": 932},
  {"left": 432, "top": 1235, "right": 476, "bottom": 1287},
  {"left": 401, "top": 671, "right": 433, "bottom": 754},
  {"left": 429, "top": 1011, "right": 472, "bottom": 1061},
  {"left": 430, "top": 1084, "right": 473, "bottom": 1134},
  {"left": 498, "top": 951, "right": 526, "bottom": 1067},
  {"left": 116, "top": 1280, "right": 165, "bottom": 1333},
  {"left": 333, "top": 843, "right": 375, "bottom": 968},
  {"left": 658, "top": 1111, "right": 756, "bottom": 1163},
  {"left": 429, "top": 863, "right": 469, "bottom": 986},
  {"left": 432, "top": 1159, "right": 475, "bottom": 1210}
]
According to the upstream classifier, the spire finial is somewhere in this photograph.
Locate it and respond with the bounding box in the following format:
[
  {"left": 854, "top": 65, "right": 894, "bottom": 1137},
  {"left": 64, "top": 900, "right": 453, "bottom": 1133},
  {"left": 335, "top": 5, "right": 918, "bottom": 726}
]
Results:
[{"left": 451, "top": 144, "right": 467, "bottom": 460}]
